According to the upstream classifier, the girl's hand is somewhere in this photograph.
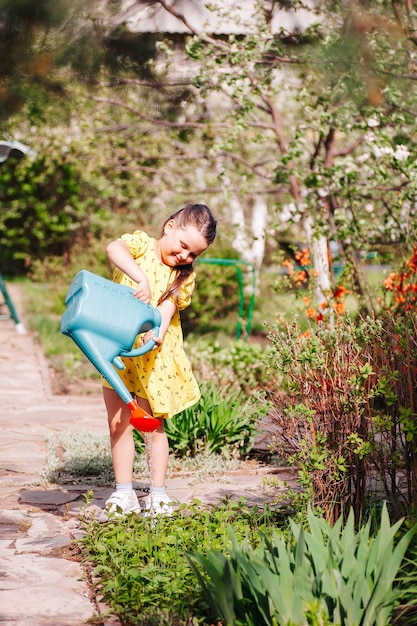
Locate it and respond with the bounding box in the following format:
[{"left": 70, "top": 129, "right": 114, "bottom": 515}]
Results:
[
  {"left": 133, "top": 278, "right": 152, "bottom": 304},
  {"left": 106, "top": 240, "right": 151, "bottom": 301},
  {"left": 141, "top": 329, "right": 162, "bottom": 349}
]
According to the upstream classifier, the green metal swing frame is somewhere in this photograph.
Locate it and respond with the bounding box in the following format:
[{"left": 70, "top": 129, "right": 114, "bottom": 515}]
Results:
[{"left": 197, "top": 258, "right": 256, "bottom": 340}]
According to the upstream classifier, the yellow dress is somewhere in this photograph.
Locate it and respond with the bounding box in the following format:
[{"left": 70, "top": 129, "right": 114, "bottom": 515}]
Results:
[{"left": 102, "top": 230, "right": 200, "bottom": 418}]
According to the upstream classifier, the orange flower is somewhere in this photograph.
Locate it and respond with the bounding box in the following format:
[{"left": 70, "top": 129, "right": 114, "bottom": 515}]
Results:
[
  {"left": 381, "top": 248, "right": 417, "bottom": 312},
  {"left": 307, "top": 307, "right": 316, "bottom": 318},
  {"left": 294, "top": 270, "right": 307, "bottom": 283},
  {"left": 334, "top": 285, "right": 347, "bottom": 299},
  {"left": 303, "top": 296, "right": 311, "bottom": 306},
  {"left": 335, "top": 301, "right": 345, "bottom": 314},
  {"left": 318, "top": 301, "right": 327, "bottom": 310},
  {"left": 283, "top": 259, "right": 294, "bottom": 275},
  {"left": 406, "top": 249, "right": 417, "bottom": 271},
  {"left": 275, "top": 314, "right": 286, "bottom": 325},
  {"left": 383, "top": 273, "right": 399, "bottom": 291},
  {"left": 295, "top": 248, "right": 311, "bottom": 267}
]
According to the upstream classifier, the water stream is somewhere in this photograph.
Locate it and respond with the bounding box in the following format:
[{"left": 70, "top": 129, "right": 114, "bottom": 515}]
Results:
[{"left": 144, "top": 431, "right": 153, "bottom": 491}]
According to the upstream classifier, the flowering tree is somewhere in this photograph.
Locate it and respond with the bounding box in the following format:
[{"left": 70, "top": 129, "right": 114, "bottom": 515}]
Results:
[{"left": 139, "top": 0, "right": 417, "bottom": 311}]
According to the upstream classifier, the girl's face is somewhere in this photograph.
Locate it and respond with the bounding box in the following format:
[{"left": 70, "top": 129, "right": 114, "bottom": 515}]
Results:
[{"left": 159, "top": 220, "right": 209, "bottom": 267}]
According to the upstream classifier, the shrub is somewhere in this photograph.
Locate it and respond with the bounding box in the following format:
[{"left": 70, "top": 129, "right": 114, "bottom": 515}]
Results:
[
  {"left": 189, "top": 336, "right": 273, "bottom": 395},
  {"left": 0, "top": 154, "right": 109, "bottom": 274},
  {"left": 266, "top": 310, "right": 417, "bottom": 523},
  {"left": 181, "top": 261, "right": 241, "bottom": 335}
]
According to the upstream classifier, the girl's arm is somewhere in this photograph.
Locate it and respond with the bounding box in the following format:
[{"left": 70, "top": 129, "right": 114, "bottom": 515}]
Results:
[
  {"left": 155, "top": 299, "right": 176, "bottom": 346},
  {"left": 142, "top": 299, "right": 176, "bottom": 348},
  {"left": 106, "top": 239, "right": 151, "bottom": 303}
]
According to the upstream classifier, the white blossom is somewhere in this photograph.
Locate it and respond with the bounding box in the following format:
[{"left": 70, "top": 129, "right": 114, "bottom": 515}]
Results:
[
  {"left": 393, "top": 144, "right": 410, "bottom": 161},
  {"left": 280, "top": 203, "right": 296, "bottom": 222},
  {"left": 367, "top": 116, "right": 380, "bottom": 128},
  {"left": 281, "top": 202, "right": 303, "bottom": 223},
  {"left": 373, "top": 145, "right": 393, "bottom": 158}
]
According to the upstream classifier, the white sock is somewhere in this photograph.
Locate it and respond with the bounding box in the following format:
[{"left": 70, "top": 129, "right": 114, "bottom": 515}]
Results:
[
  {"left": 151, "top": 486, "right": 166, "bottom": 495},
  {"left": 116, "top": 482, "right": 133, "bottom": 491}
]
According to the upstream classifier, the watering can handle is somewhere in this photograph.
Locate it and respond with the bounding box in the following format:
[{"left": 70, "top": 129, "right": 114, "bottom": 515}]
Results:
[{"left": 114, "top": 325, "right": 160, "bottom": 362}]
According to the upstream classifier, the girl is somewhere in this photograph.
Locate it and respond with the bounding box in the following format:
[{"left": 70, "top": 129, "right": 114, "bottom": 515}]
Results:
[{"left": 100, "top": 204, "right": 217, "bottom": 520}]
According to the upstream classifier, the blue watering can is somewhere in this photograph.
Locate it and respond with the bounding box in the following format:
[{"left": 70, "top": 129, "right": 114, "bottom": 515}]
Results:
[{"left": 61, "top": 270, "right": 162, "bottom": 431}]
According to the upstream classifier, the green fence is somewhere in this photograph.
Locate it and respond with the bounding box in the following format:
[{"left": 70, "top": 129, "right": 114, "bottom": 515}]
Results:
[{"left": 197, "top": 258, "right": 256, "bottom": 340}]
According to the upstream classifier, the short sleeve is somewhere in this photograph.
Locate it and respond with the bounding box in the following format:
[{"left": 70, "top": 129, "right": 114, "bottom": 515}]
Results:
[
  {"left": 176, "top": 271, "right": 196, "bottom": 310},
  {"left": 119, "top": 230, "right": 150, "bottom": 259}
]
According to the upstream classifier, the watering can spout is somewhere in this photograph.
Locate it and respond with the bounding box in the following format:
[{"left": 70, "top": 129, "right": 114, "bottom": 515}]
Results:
[{"left": 61, "top": 270, "right": 162, "bottom": 431}]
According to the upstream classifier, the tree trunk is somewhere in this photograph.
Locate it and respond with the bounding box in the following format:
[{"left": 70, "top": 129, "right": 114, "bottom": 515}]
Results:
[
  {"left": 302, "top": 214, "right": 332, "bottom": 308},
  {"left": 231, "top": 194, "right": 267, "bottom": 271}
]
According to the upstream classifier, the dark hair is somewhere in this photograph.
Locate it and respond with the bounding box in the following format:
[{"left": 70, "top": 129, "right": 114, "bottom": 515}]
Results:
[
  {"left": 158, "top": 203, "right": 217, "bottom": 306},
  {"left": 160, "top": 203, "right": 217, "bottom": 244}
]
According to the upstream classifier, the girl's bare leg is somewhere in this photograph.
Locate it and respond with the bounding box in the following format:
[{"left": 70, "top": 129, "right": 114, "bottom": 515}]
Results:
[
  {"left": 135, "top": 395, "right": 168, "bottom": 488},
  {"left": 103, "top": 387, "right": 135, "bottom": 484}
]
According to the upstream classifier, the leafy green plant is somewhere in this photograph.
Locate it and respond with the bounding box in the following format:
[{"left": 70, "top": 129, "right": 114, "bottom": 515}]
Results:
[
  {"left": 166, "top": 381, "right": 257, "bottom": 458},
  {"left": 134, "top": 381, "right": 259, "bottom": 458},
  {"left": 187, "top": 504, "right": 417, "bottom": 626},
  {"left": 393, "top": 533, "right": 417, "bottom": 625},
  {"left": 266, "top": 315, "right": 379, "bottom": 523},
  {"left": 79, "top": 498, "right": 283, "bottom": 625}
]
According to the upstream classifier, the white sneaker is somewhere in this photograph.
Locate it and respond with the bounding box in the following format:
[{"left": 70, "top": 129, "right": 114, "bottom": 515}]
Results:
[
  {"left": 143, "top": 492, "right": 174, "bottom": 518},
  {"left": 99, "top": 490, "right": 141, "bottom": 522}
]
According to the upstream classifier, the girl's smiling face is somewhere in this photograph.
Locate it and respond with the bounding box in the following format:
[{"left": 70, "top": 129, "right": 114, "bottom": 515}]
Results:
[{"left": 158, "top": 220, "right": 209, "bottom": 267}]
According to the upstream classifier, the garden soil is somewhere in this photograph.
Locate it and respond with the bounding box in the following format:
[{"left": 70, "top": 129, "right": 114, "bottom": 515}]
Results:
[{"left": 0, "top": 284, "right": 296, "bottom": 626}]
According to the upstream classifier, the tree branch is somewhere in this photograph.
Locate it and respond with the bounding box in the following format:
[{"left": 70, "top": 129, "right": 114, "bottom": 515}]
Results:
[
  {"left": 89, "top": 95, "right": 229, "bottom": 129},
  {"left": 324, "top": 127, "right": 336, "bottom": 167},
  {"left": 100, "top": 75, "right": 195, "bottom": 89},
  {"left": 310, "top": 133, "right": 324, "bottom": 170},
  {"left": 155, "top": 0, "right": 229, "bottom": 49},
  {"left": 218, "top": 150, "right": 274, "bottom": 179},
  {"left": 156, "top": 0, "right": 200, "bottom": 35},
  {"left": 333, "top": 137, "right": 363, "bottom": 158},
  {"left": 378, "top": 68, "right": 417, "bottom": 80}
]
